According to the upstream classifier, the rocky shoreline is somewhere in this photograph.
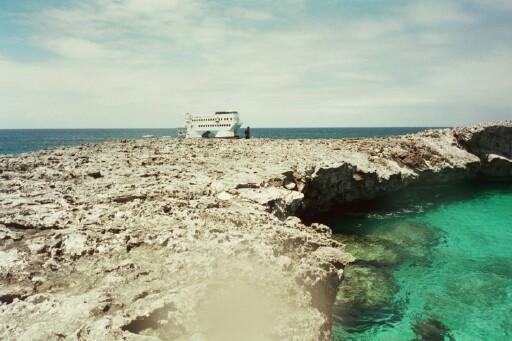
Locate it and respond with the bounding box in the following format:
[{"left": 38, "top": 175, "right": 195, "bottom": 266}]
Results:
[{"left": 1, "top": 121, "right": 511, "bottom": 340}]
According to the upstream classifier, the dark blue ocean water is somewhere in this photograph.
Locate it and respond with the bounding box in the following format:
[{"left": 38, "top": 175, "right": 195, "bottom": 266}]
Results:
[{"left": 0, "top": 127, "right": 436, "bottom": 155}]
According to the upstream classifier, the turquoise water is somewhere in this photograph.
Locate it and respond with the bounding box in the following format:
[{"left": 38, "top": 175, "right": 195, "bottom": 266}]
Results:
[
  {"left": 0, "top": 127, "right": 435, "bottom": 155},
  {"left": 329, "top": 183, "right": 512, "bottom": 340}
]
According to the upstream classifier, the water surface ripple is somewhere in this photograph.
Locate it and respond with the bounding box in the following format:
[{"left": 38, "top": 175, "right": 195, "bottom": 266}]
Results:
[{"left": 329, "top": 183, "right": 512, "bottom": 340}]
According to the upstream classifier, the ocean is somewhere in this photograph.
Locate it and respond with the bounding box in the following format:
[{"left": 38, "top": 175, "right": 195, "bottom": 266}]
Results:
[
  {"left": 0, "top": 127, "right": 435, "bottom": 155},
  {"left": 328, "top": 182, "right": 512, "bottom": 340}
]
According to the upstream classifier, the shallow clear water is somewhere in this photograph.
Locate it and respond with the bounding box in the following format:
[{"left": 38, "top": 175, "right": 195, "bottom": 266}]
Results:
[
  {"left": 329, "top": 183, "right": 512, "bottom": 341},
  {"left": 0, "top": 127, "right": 435, "bottom": 155}
]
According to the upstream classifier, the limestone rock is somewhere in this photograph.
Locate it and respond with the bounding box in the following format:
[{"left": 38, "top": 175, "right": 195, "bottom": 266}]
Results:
[{"left": 0, "top": 120, "right": 510, "bottom": 340}]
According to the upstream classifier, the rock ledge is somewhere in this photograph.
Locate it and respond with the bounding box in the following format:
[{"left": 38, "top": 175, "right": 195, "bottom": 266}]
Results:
[{"left": 1, "top": 121, "right": 511, "bottom": 340}]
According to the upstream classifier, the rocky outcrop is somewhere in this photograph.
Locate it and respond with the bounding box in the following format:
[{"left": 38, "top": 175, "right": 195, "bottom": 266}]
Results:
[
  {"left": 455, "top": 123, "right": 512, "bottom": 179},
  {"left": 294, "top": 122, "right": 511, "bottom": 218},
  {"left": 0, "top": 121, "right": 510, "bottom": 340}
]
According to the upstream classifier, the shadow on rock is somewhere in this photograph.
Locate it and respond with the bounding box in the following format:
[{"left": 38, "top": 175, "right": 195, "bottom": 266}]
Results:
[{"left": 122, "top": 304, "right": 186, "bottom": 340}]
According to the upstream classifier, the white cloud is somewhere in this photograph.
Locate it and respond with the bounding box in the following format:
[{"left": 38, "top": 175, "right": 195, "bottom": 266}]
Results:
[
  {"left": 1, "top": 0, "right": 511, "bottom": 128},
  {"left": 402, "top": 1, "right": 475, "bottom": 26},
  {"left": 473, "top": 0, "right": 512, "bottom": 11},
  {"left": 228, "top": 8, "right": 275, "bottom": 21},
  {"left": 44, "top": 37, "right": 109, "bottom": 59}
]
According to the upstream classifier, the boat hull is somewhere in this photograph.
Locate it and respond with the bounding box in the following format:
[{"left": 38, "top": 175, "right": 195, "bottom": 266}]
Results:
[{"left": 185, "top": 124, "right": 242, "bottom": 138}]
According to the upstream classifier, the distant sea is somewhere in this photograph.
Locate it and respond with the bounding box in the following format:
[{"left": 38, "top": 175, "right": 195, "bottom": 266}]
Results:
[{"left": 0, "top": 127, "right": 438, "bottom": 155}]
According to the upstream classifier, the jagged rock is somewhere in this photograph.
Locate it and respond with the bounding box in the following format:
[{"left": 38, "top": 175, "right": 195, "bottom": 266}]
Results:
[
  {"left": 217, "top": 191, "right": 233, "bottom": 201},
  {"left": 63, "top": 233, "right": 89, "bottom": 257},
  {"left": 284, "top": 180, "right": 297, "bottom": 190},
  {"left": 0, "top": 121, "right": 510, "bottom": 340},
  {"left": 0, "top": 287, "right": 31, "bottom": 305},
  {"left": 26, "top": 237, "right": 49, "bottom": 255},
  {"left": 0, "top": 249, "right": 27, "bottom": 275},
  {"left": 480, "top": 153, "right": 512, "bottom": 178},
  {"left": 0, "top": 226, "right": 23, "bottom": 241}
]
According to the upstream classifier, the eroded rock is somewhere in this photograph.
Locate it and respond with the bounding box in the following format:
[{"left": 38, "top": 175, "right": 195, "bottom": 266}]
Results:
[{"left": 0, "top": 121, "right": 510, "bottom": 340}]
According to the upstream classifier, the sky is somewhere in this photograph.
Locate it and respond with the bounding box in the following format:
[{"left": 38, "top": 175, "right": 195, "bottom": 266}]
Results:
[{"left": 0, "top": 0, "right": 511, "bottom": 128}]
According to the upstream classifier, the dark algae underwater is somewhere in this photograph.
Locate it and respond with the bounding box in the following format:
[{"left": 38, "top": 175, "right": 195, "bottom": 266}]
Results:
[{"left": 328, "top": 183, "right": 512, "bottom": 340}]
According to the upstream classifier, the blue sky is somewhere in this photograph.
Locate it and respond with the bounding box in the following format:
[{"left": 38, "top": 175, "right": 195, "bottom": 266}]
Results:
[{"left": 1, "top": 0, "right": 511, "bottom": 128}]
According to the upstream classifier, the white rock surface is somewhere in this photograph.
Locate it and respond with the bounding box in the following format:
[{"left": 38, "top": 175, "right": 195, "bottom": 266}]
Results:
[{"left": 0, "top": 121, "right": 510, "bottom": 340}]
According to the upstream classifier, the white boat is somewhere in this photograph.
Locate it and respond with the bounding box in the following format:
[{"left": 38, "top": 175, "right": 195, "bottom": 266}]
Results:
[{"left": 183, "top": 111, "right": 242, "bottom": 138}]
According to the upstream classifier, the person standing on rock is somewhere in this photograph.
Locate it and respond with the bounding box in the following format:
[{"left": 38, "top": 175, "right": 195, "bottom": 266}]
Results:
[{"left": 245, "top": 126, "right": 251, "bottom": 139}]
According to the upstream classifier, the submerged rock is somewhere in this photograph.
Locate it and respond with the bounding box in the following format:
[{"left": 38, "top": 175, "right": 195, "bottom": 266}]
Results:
[
  {"left": 443, "top": 272, "right": 509, "bottom": 307},
  {"left": 481, "top": 257, "right": 512, "bottom": 278},
  {"left": 333, "top": 265, "right": 399, "bottom": 330},
  {"left": 332, "top": 220, "right": 443, "bottom": 334},
  {"left": 369, "top": 221, "right": 439, "bottom": 248},
  {"left": 335, "top": 234, "right": 403, "bottom": 267},
  {"left": 335, "top": 220, "right": 441, "bottom": 269},
  {"left": 336, "top": 265, "right": 397, "bottom": 309},
  {"left": 412, "top": 318, "right": 454, "bottom": 341},
  {"left": 367, "top": 221, "right": 442, "bottom": 265}
]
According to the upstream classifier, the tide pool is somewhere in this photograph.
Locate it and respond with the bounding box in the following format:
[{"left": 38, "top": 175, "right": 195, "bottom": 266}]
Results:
[{"left": 329, "top": 182, "right": 512, "bottom": 340}]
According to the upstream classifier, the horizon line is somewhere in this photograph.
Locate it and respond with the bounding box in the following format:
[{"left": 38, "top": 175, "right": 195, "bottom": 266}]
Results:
[{"left": 0, "top": 126, "right": 450, "bottom": 130}]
